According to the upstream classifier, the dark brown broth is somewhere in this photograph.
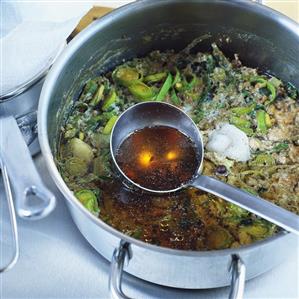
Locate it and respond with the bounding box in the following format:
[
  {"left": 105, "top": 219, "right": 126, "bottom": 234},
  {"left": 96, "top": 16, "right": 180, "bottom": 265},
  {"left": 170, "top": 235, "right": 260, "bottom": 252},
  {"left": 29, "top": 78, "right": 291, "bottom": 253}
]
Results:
[{"left": 115, "top": 126, "right": 199, "bottom": 190}]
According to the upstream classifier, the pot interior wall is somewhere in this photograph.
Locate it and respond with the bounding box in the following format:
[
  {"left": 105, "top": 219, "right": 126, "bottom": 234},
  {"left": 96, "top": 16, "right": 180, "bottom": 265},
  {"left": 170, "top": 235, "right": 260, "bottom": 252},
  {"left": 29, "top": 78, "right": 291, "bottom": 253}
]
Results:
[{"left": 47, "top": 0, "right": 299, "bottom": 158}]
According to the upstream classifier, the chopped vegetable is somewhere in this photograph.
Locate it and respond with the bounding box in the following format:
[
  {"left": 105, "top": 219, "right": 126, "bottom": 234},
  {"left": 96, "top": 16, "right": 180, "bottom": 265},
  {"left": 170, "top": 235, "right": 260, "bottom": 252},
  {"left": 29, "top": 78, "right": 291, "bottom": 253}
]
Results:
[
  {"left": 128, "top": 82, "right": 155, "bottom": 100},
  {"left": 75, "top": 189, "right": 100, "bottom": 215},
  {"left": 113, "top": 67, "right": 141, "bottom": 86},
  {"left": 90, "top": 84, "right": 105, "bottom": 106},
  {"left": 65, "top": 157, "right": 88, "bottom": 176},
  {"left": 102, "top": 115, "right": 118, "bottom": 135},
  {"left": 68, "top": 138, "right": 94, "bottom": 163},
  {"left": 102, "top": 90, "right": 117, "bottom": 111},
  {"left": 58, "top": 42, "right": 299, "bottom": 252},
  {"left": 230, "top": 116, "right": 251, "bottom": 128},
  {"left": 144, "top": 72, "right": 167, "bottom": 83},
  {"left": 256, "top": 110, "right": 268, "bottom": 134},
  {"left": 156, "top": 73, "right": 173, "bottom": 101},
  {"left": 93, "top": 156, "right": 110, "bottom": 178},
  {"left": 183, "top": 74, "right": 198, "bottom": 90},
  {"left": 250, "top": 76, "right": 276, "bottom": 104},
  {"left": 240, "top": 221, "right": 271, "bottom": 239},
  {"left": 250, "top": 76, "right": 267, "bottom": 87},
  {"left": 172, "top": 69, "right": 181, "bottom": 86},
  {"left": 271, "top": 142, "right": 289, "bottom": 153},
  {"left": 213, "top": 67, "right": 226, "bottom": 81},
  {"left": 230, "top": 116, "right": 254, "bottom": 136},
  {"left": 64, "top": 128, "right": 77, "bottom": 139},
  {"left": 80, "top": 80, "right": 98, "bottom": 102},
  {"left": 79, "top": 132, "right": 84, "bottom": 140},
  {"left": 170, "top": 89, "right": 181, "bottom": 105},
  {"left": 206, "top": 226, "right": 233, "bottom": 249},
  {"left": 265, "top": 82, "right": 276, "bottom": 105},
  {"left": 250, "top": 153, "right": 275, "bottom": 167},
  {"left": 84, "top": 80, "right": 98, "bottom": 94},
  {"left": 231, "top": 103, "right": 256, "bottom": 115},
  {"left": 264, "top": 113, "right": 272, "bottom": 127}
]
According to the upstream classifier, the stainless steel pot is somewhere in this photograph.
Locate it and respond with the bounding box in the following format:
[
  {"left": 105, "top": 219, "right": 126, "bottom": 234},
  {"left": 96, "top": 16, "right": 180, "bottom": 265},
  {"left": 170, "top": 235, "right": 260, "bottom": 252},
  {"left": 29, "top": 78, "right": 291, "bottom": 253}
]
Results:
[{"left": 38, "top": 0, "right": 299, "bottom": 297}]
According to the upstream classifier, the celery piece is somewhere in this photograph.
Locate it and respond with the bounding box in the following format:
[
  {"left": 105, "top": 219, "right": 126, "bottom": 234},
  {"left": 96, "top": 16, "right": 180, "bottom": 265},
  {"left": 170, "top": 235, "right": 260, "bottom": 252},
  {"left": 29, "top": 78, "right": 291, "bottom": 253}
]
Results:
[
  {"left": 102, "top": 90, "right": 117, "bottom": 111},
  {"left": 103, "top": 115, "right": 118, "bottom": 135},
  {"left": 256, "top": 110, "right": 267, "bottom": 134},
  {"left": 90, "top": 84, "right": 105, "bottom": 106},
  {"left": 231, "top": 103, "right": 256, "bottom": 115},
  {"left": 170, "top": 89, "right": 181, "bottom": 105},
  {"left": 156, "top": 73, "right": 173, "bottom": 101}
]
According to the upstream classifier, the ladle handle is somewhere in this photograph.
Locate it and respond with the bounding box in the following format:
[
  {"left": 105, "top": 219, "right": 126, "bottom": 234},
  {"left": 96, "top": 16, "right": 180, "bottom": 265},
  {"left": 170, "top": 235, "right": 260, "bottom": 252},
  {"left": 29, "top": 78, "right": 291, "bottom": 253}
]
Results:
[{"left": 191, "top": 175, "right": 299, "bottom": 235}]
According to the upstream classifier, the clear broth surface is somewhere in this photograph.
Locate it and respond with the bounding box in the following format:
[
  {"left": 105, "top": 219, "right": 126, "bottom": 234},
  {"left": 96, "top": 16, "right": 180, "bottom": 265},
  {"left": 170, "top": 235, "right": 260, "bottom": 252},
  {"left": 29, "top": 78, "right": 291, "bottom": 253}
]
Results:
[{"left": 116, "top": 126, "right": 199, "bottom": 190}]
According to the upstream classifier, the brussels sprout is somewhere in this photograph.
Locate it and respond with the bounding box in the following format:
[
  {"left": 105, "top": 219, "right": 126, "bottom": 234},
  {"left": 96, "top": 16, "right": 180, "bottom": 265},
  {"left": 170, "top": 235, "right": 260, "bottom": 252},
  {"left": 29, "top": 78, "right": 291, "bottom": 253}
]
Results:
[
  {"left": 65, "top": 157, "right": 88, "bottom": 176},
  {"left": 103, "top": 115, "right": 118, "bottom": 135},
  {"left": 128, "top": 82, "right": 155, "bottom": 100},
  {"left": 240, "top": 221, "right": 272, "bottom": 239},
  {"left": 114, "top": 67, "right": 141, "bottom": 86},
  {"left": 205, "top": 226, "right": 233, "bottom": 249},
  {"left": 102, "top": 90, "right": 117, "bottom": 111},
  {"left": 75, "top": 189, "right": 100, "bottom": 215},
  {"left": 68, "top": 138, "right": 94, "bottom": 163},
  {"left": 144, "top": 72, "right": 167, "bottom": 83}
]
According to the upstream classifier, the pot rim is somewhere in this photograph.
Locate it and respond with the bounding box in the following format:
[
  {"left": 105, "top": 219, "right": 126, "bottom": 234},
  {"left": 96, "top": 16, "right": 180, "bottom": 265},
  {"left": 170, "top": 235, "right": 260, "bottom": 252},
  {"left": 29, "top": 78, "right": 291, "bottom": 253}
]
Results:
[{"left": 38, "top": 0, "right": 297, "bottom": 257}]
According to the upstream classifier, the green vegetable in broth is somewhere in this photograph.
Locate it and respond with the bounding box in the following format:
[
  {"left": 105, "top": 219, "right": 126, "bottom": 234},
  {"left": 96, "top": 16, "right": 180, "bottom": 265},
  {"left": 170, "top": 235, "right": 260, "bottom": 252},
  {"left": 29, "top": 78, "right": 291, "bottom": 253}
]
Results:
[{"left": 57, "top": 42, "right": 299, "bottom": 251}]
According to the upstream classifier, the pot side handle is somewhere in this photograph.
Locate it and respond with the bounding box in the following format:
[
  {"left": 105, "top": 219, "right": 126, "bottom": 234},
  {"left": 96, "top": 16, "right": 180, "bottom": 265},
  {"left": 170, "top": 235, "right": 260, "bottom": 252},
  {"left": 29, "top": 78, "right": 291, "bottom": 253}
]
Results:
[
  {"left": 0, "top": 116, "right": 56, "bottom": 220},
  {"left": 109, "top": 242, "right": 246, "bottom": 299},
  {"left": 109, "top": 241, "right": 132, "bottom": 299}
]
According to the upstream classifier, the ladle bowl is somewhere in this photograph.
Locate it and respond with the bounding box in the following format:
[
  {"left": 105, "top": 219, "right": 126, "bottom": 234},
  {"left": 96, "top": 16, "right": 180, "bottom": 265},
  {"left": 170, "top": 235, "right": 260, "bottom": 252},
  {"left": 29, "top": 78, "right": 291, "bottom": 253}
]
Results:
[{"left": 111, "top": 101, "right": 299, "bottom": 235}]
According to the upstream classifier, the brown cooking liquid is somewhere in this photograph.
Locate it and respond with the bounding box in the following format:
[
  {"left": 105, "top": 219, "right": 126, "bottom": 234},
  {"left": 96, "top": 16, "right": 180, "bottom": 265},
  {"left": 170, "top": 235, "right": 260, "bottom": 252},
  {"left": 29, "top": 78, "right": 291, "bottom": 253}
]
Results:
[{"left": 115, "top": 126, "right": 199, "bottom": 191}]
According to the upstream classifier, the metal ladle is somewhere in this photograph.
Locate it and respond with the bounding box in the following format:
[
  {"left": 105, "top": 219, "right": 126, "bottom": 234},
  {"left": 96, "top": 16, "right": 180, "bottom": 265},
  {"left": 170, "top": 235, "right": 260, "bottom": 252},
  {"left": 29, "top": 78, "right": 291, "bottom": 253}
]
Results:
[{"left": 111, "top": 102, "right": 299, "bottom": 235}]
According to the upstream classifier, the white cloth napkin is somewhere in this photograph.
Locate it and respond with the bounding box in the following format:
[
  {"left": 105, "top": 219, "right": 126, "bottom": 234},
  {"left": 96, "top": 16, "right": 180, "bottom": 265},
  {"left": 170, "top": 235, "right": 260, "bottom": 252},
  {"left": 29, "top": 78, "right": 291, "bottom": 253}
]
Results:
[{"left": 0, "top": 0, "right": 92, "bottom": 96}]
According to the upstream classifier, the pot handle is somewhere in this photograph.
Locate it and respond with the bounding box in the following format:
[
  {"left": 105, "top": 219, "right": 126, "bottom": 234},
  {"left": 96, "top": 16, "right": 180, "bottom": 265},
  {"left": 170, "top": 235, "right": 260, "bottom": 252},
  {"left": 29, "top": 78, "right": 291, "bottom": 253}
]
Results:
[
  {"left": 109, "top": 243, "right": 246, "bottom": 299},
  {"left": 109, "top": 241, "right": 132, "bottom": 299},
  {"left": 0, "top": 116, "right": 56, "bottom": 219},
  {"left": 229, "top": 255, "right": 246, "bottom": 299}
]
